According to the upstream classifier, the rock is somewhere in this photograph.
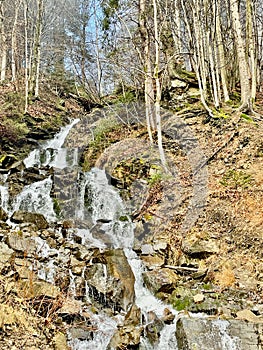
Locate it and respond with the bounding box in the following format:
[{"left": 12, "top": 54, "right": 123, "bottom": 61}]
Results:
[
  {"left": 182, "top": 239, "right": 219, "bottom": 258},
  {"left": 143, "top": 267, "right": 178, "bottom": 294},
  {"left": 108, "top": 305, "right": 143, "bottom": 350},
  {"left": 70, "top": 257, "right": 85, "bottom": 275},
  {"left": 161, "top": 308, "right": 175, "bottom": 324},
  {"left": 176, "top": 317, "right": 263, "bottom": 350},
  {"left": 108, "top": 324, "right": 143, "bottom": 350},
  {"left": 11, "top": 211, "right": 49, "bottom": 229},
  {"left": 141, "top": 254, "right": 165, "bottom": 269},
  {"left": 68, "top": 327, "right": 92, "bottom": 341},
  {"left": 0, "top": 242, "right": 14, "bottom": 269},
  {"left": 141, "top": 244, "right": 154, "bottom": 255},
  {"left": 145, "top": 317, "right": 164, "bottom": 345},
  {"left": 236, "top": 309, "right": 263, "bottom": 323},
  {"left": 0, "top": 208, "right": 8, "bottom": 221},
  {"left": 124, "top": 304, "right": 141, "bottom": 326},
  {"left": 85, "top": 249, "right": 135, "bottom": 311},
  {"left": 58, "top": 299, "right": 83, "bottom": 315},
  {"left": 193, "top": 293, "right": 205, "bottom": 304},
  {"left": 18, "top": 279, "right": 60, "bottom": 298},
  {"left": 7, "top": 231, "right": 38, "bottom": 254}
]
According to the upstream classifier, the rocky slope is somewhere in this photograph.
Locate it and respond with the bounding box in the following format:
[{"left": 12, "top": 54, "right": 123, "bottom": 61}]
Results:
[{"left": 0, "top": 84, "right": 263, "bottom": 349}]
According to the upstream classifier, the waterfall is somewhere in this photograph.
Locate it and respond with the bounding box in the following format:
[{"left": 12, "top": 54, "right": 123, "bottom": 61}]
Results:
[
  {"left": 23, "top": 118, "right": 80, "bottom": 169},
  {"left": 0, "top": 117, "right": 244, "bottom": 350}
]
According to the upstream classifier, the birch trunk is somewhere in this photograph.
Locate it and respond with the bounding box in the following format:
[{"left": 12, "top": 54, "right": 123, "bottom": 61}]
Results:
[
  {"left": 246, "top": 0, "right": 257, "bottom": 102},
  {"left": 139, "top": 0, "right": 154, "bottom": 143},
  {"left": 216, "top": 4, "right": 230, "bottom": 102},
  {"left": 0, "top": 1, "right": 6, "bottom": 82},
  {"left": 153, "top": 0, "right": 167, "bottom": 169},
  {"left": 230, "top": 0, "right": 252, "bottom": 111},
  {"left": 11, "top": 1, "right": 22, "bottom": 83}
]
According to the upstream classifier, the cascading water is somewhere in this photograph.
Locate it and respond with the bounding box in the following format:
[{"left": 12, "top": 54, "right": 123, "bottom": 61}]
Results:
[{"left": 23, "top": 118, "right": 80, "bottom": 169}]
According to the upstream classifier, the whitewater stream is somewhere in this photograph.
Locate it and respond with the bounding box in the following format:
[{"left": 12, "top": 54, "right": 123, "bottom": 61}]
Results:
[{"left": 0, "top": 118, "right": 241, "bottom": 350}]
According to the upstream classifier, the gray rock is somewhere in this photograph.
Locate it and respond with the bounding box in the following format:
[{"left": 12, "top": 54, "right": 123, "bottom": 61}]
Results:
[{"left": 176, "top": 317, "right": 263, "bottom": 350}]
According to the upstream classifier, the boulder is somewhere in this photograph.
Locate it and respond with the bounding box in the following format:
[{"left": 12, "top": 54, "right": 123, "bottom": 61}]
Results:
[
  {"left": 11, "top": 210, "right": 49, "bottom": 229},
  {"left": 143, "top": 267, "right": 178, "bottom": 294},
  {"left": 176, "top": 317, "right": 263, "bottom": 350},
  {"left": 85, "top": 249, "right": 135, "bottom": 311}
]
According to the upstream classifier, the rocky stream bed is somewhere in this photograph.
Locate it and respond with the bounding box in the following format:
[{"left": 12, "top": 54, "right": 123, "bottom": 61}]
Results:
[{"left": 0, "top": 103, "right": 262, "bottom": 349}]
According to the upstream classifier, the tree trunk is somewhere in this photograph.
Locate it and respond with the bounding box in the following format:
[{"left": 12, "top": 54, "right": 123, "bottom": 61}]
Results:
[
  {"left": 139, "top": 0, "right": 154, "bottom": 143},
  {"left": 11, "top": 1, "right": 22, "bottom": 83},
  {"left": 30, "top": 0, "right": 44, "bottom": 97},
  {"left": 153, "top": 0, "right": 167, "bottom": 169},
  {"left": 216, "top": 3, "right": 230, "bottom": 102},
  {"left": 246, "top": 0, "right": 257, "bottom": 102},
  {"left": 0, "top": 1, "right": 7, "bottom": 82},
  {"left": 23, "top": 0, "right": 29, "bottom": 113},
  {"left": 230, "top": 0, "right": 252, "bottom": 111}
]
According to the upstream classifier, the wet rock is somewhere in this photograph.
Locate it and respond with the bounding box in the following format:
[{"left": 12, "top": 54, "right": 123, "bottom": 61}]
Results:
[
  {"left": 85, "top": 249, "right": 135, "bottom": 311},
  {"left": 11, "top": 210, "right": 49, "bottom": 229},
  {"left": 176, "top": 317, "right": 263, "bottom": 350},
  {"left": 143, "top": 267, "right": 178, "bottom": 294},
  {"left": 145, "top": 317, "right": 164, "bottom": 345},
  {"left": 0, "top": 208, "right": 8, "bottom": 221},
  {"left": 107, "top": 324, "right": 143, "bottom": 350},
  {"left": 108, "top": 306, "right": 143, "bottom": 350},
  {"left": 161, "top": 308, "right": 175, "bottom": 324}
]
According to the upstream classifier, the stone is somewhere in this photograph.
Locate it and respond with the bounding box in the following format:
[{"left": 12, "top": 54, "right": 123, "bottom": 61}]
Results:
[
  {"left": 141, "top": 254, "right": 165, "bottom": 269},
  {"left": 236, "top": 309, "right": 263, "bottom": 323},
  {"left": 143, "top": 267, "right": 178, "bottom": 294},
  {"left": 176, "top": 317, "right": 263, "bottom": 350},
  {"left": 193, "top": 293, "right": 205, "bottom": 304},
  {"left": 85, "top": 249, "right": 135, "bottom": 311},
  {"left": 18, "top": 279, "right": 60, "bottom": 298},
  {"left": 161, "top": 308, "right": 175, "bottom": 324},
  {"left": 182, "top": 239, "right": 219, "bottom": 258},
  {"left": 58, "top": 299, "right": 83, "bottom": 315},
  {"left": 11, "top": 211, "right": 49, "bottom": 230},
  {"left": 0, "top": 242, "right": 14, "bottom": 268},
  {"left": 0, "top": 208, "right": 8, "bottom": 221},
  {"left": 7, "top": 232, "right": 38, "bottom": 254},
  {"left": 110, "top": 326, "right": 143, "bottom": 349}
]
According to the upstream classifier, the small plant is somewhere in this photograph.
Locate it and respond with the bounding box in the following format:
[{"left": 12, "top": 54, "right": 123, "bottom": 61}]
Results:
[{"left": 220, "top": 169, "right": 253, "bottom": 189}]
